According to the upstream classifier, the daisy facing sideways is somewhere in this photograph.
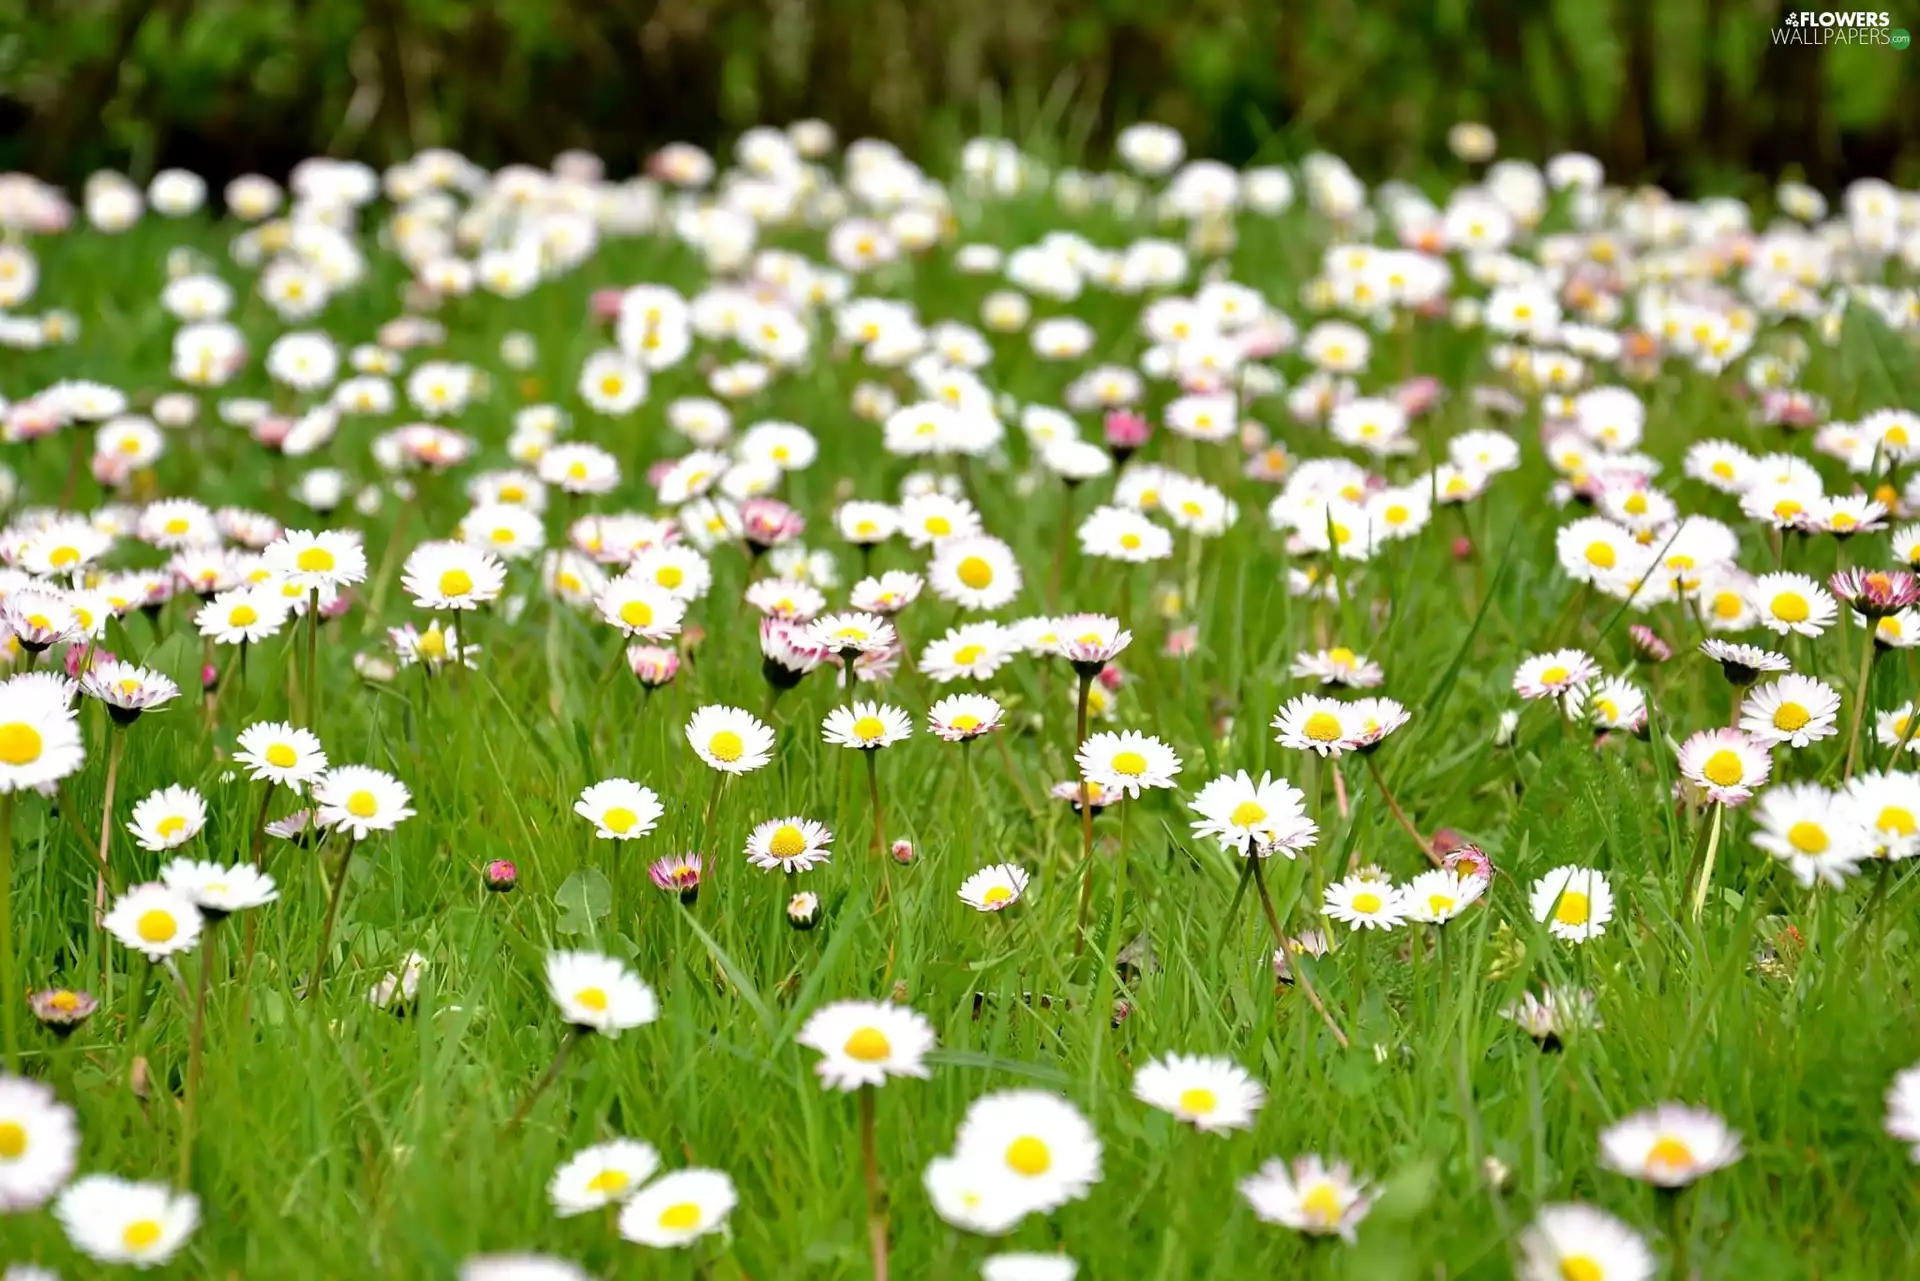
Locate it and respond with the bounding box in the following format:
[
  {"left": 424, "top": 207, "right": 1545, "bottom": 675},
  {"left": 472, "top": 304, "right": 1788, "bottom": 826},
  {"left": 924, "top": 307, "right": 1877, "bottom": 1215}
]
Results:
[
  {"left": 1131, "top": 1053, "right": 1266, "bottom": 1133},
  {"left": 796, "top": 999, "right": 937, "bottom": 1090},
  {"left": 958, "top": 863, "right": 1030, "bottom": 911},
  {"left": 1187, "top": 770, "right": 1318, "bottom": 857},
  {"left": 617, "top": 1167, "right": 737, "bottom": 1249},
  {"left": 547, "top": 1138, "right": 661, "bottom": 1216},
  {"left": 1597, "top": 1104, "right": 1743, "bottom": 1187},
  {"left": 1518, "top": 1203, "right": 1655, "bottom": 1281},
  {"left": 1238, "top": 1154, "right": 1378, "bottom": 1242}
]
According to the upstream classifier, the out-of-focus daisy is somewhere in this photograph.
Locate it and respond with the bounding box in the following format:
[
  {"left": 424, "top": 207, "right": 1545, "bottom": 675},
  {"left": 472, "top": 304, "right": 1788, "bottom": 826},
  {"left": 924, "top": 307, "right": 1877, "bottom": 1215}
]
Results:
[
  {"left": 548, "top": 1138, "right": 660, "bottom": 1217},
  {"left": 545, "top": 950, "right": 659, "bottom": 1036},
  {"left": 928, "top": 694, "right": 1005, "bottom": 742},
  {"left": 103, "top": 881, "right": 203, "bottom": 960},
  {"left": 1513, "top": 649, "right": 1600, "bottom": 700},
  {"left": 922, "top": 622, "right": 1019, "bottom": 683},
  {"left": 1290, "top": 646, "right": 1383, "bottom": 688},
  {"left": 313, "top": 765, "right": 414, "bottom": 838},
  {"left": 1846, "top": 770, "right": 1920, "bottom": 859},
  {"left": 849, "top": 570, "right": 923, "bottom": 615},
  {"left": 574, "top": 779, "right": 664, "bottom": 841},
  {"left": 1598, "top": 1104, "right": 1742, "bottom": 1187},
  {"left": 1501, "top": 987, "right": 1602, "bottom": 1049},
  {"left": 823, "top": 702, "right": 913, "bottom": 750},
  {"left": 1518, "top": 1204, "right": 1655, "bottom": 1281},
  {"left": 596, "top": 576, "right": 686, "bottom": 640},
  {"left": 54, "top": 1175, "right": 199, "bottom": 1267},
  {"left": 744, "top": 577, "right": 826, "bottom": 621},
  {"left": 234, "top": 721, "right": 327, "bottom": 787},
  {"left": 1131, "top": 1054, "right": 1265, "bottom": 1133},
  {"left": 958, "top": 863, "right": 1030, "bottom": 912},
  {"left": 797, "top": 999, "right": 936, "bottom": 1090},
  {"left": 1323, "top": 874, "right": 1405, "bottom": 931},
  {"left": 1187, "top": 771, "right": 1317, "bottom": 857},
  {"left": 1738, "top": 675, "right": 1840, "bottom": 749},
  {"left": 158, "top": 858, "right": 278, "bottom": 916},
  {"left": 1075, "top": 731, "right": 1181, "bottom": 798},
  {"left": 263, "top": 528, "right": 367, "bottom": 593},
  {"left": 1239, "top": 1154, "right": 1377, "bottom": 1242},
  {"left": 746, "top": 817, "right": 834, "bottom": 872},
  {"left": 1529, "top": 865, "right": 1614, "bottom": 943},
  {"left": 1887, "top": 1063, "right": 1920, "bottom": 1162},
  {"left": 981, "top": 1254, "right": 1078, "bottom": 1281},
  {"left": 952, "top": 1090, "right": 1103, "bottom": 1215},
  {"left": 807, "top": 611, "right": 897, "bottom": 657},
  {"left": 930, "top": 536, "right": 1023, "bottom": 611},
  {"left": 1878, "top": 703, "right": 1920, "bottom": 754},
  {"left": 127, "top": 784, "right": 207, "bottom": 852},
  {"left": 1676, "top": 728, "right": 1771, "bottom": 805},
  {"left": 1749, "top": 782, "right": 1870, "bottom": 887},
  {"left": 460, "top": 1255, "right": 591, "bottom": 1281},
  {"left": 389, "top": 620, "right": 478, "bottom": 670},
  {"left": 617, "top": 1168, "right": 736, "bottom": 1249},
  {"left": 0, "top": 682, "right": 85, "bottom": 793},
  {"left": 686, "top": 705, "right": 775, "bottom": 774},
  {"left": 0, "top": 1075, "right": 77, "bottom": 1211},
  {"left": 1699, "top": 639, "right": 1790, "bottom": 687}
]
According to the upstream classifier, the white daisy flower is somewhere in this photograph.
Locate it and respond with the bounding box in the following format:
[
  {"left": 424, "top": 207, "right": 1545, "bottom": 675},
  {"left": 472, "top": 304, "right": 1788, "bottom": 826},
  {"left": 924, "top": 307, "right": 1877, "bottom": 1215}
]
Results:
[
  {"left": 796, "top": 999, "right": 937, "bottom": 1091},
  {"left": 617, "top": 1168, "right": 736, "bottom": 1249},
  {"left": 1676, "top": 729, "right": 1772, "bottom": 805},
  {"left": 574, "top": 779, "right": 665, "bottom": 840},
  {"left": 544, "top": 950, "right": 659, "bottom": 1036},
  {"left": 1845, "top": 770, "right": 1920, "bottom": 859},
  {"left": 957, "top": 863, "right": 1030, "bottom": 912},
  {"left": 1518, "top": 1204, "right": 1655, "bottom": 1281},
  {"left": 1749, "top": 782, "right": 1870, "bottom": 888},
  {"left": 596, "top": 576, "right": 687, "bottom": 641},
  {"left": 1597, "top": 1104, "right": 1742, "bottom": 1187},
  {"left": 0, "top": 1075, "right": 78, "bottom": 1211},
  {"left": 102, "top": 882, "right": 204, "bottom": 960},
  {"left": 1239, "top": 1154, "right": 1377, "bottom": 1242},
  {"left": 1749, "top": 570, "right": 1838, "bottom": 637},
  {"left": 951, "top": 1090, "right": 1103, "bottom": 1215},
  {"left": 401, "top": 540, "right": 507, "bottom": 611},
  {"left": 547, "top": 1138, "right": 661, "bottom": 1216},
  {"left": 1529, "top": 865, "right": 1614, "bottom": 943},
  {"left": 1131, "top": 1053, "right": 1265, "bottom": 1133},
  {"left": 54, "top": 1175, "right": 199, "bottom": 1268},
  {"left": 313, "top": 765, "right": 415, "bottom": 838},
  {"left": 1187, "top": 771, "right": 1318, "bottom": 857},
  {"left": 745, "top": 817, "right": 834, "bottom": 872},
  {"left": 1075, "top": 731, "right": 1181, "bottom": 798},
  {"left": 1322, "top": 874, "right": 1405, "bottom": 931},
  {"left": 158, "top": 858, "right": 278, "bottom": 915},
  {"left": 233, "top": 721, "right": 328, "bottom": 787},
  {"left": 1401, "top": 867, "right": 1488, "bottom": 924},
  {"left": 127, "top": 785, "right": 207, "bottom": 851},
  {"left": 685, "top": 705, "right": 776, "bottom": 774}
]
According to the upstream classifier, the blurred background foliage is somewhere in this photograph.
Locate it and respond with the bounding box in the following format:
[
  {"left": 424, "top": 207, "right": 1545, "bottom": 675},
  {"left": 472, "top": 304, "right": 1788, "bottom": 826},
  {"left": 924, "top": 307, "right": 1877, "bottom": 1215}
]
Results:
[{"left": 0, "top": 0, "right": 1916, "bottom": 193}]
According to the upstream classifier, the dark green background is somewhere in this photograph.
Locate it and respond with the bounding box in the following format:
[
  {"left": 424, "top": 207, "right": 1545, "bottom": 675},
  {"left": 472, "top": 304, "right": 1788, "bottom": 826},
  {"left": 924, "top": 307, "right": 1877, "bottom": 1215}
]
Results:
[{"left": 3, "top": 0, "right": 1917, "bottom": 191}]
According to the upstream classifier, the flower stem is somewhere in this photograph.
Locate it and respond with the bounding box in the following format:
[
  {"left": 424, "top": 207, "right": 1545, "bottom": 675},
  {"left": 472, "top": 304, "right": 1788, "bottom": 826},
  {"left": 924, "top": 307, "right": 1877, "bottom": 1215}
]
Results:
[
  {"left": 865, "top": 750, "right": 886, "bottom": 856},
  {"left": 507, "top": 1027, "right": 581, "bottom": 1132},
  {"left": 95, "top": 728, "right": 125, "bottom": 922},
  {"left": 1365, "top": 754, "right": 1439, "bottom": 866},
  {"left": 1844, "top": 641, "right": 1877, "bottom": 780},
  {"left": 1252, "top": 856, "right": 1350, "bottom": 1049},
  {"left": 0, "top": 791, "right": 16, "bottom": 1072},
  {"left": 178, "top": 920, "right": 217, "bottom": 1187},
  {"left": 859, "top": 1085, "right": 890, "bottom": 1281},
  {"left": 305, "top": 586, "right": 321, "bottom": 731},
  {"left": 1071, "top": 673, "right": 1097, "bottom": 956},
  {"left": 1687, "top": 802, "right": 1726, "bottom": 923},
  {"left": 307, "top": 837, "right": 357, "bottom": 1000}
]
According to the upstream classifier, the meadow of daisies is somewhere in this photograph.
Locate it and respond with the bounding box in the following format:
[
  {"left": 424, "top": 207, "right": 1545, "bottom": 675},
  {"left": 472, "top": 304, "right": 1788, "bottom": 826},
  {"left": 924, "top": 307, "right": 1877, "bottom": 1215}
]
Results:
[{"left": 2, "top": 119, "right": 1920, "bottom": 1279}]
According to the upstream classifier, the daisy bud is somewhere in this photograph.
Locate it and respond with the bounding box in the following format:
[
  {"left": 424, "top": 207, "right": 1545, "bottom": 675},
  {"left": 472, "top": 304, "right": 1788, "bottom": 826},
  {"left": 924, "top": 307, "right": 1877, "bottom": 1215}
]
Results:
[
  {"left": 353, "top": 653, "right": 397, "bottom": 683},
  {"left": 200, "top": 663, "right": 219, "bottom": 692},
  {"left": 1103, "top": 409, "right": 1150, "bottom": 463},
  {"left": 1451, "top": 536, "right": 1474, "bottom": 560},
  {"left": 1096, "top": 663, "right": 1125, "bottom": 693},
  {"left": 1111, "top": 999, "right": 1132, "bottom": 1027},
  {"left": 30, "top": 987, "right": 98, "bottom": 1035},
  {"left": 787, "top": 891, "right": 819, "bottom": 931},
  {"left": 1482, "top": 1156, "right": 1512, "bottom": 1190},
  {"left": 1430, "top": 828, "right": 1467, "bottom": 856},
  {"left": 741, "top": 498, "right": 805, "bottom": 553},
  {"left": 648, "top": 854, "right": 702, "bottom": 905},
  {"left": 1628, "top": 624, "right": 1671, "bottom": 663},
  {"left": 1442, "top": 843, "right": 1495, "bottom": 883},
  {"left": 589, "top": 287, "right": 625, "bottom": 325},
  {"left": 1493, "top": 708, "right": 1521, "bottom": 747},
  {"left": 627, "top": 644, "right": 680, "bottom": 687},
  {"left": 890, "top": 839, "right": 914, "bottom": 865},
  {"left": 483, "top": 860, "right": 518, "bottom": 893},
  {"left": 1163, "top": 625, "right": 1199, "bottom": 658},
  {"left": 64, "top": 646, "right": 115, "bottom": 679}
]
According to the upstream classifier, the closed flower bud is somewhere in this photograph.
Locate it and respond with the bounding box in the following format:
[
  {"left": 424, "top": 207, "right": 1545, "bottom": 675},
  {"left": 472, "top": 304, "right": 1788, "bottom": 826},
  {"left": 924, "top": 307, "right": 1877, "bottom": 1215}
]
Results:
[
  {"left": 483, "top": 860, "right": 517, "bottom": 893},
  {"left": 787, "top": 891, "right": 819, "bottom": 930}
]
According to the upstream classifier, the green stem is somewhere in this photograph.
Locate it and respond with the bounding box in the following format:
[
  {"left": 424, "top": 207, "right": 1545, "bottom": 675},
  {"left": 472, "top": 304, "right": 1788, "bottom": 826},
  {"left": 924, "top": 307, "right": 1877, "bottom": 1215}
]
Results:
[
  {"left": 305, "top": 586, "right": 321, "bottom": 730},
  {"left": 307, "top": 837, "right": 357, "bottom": 1000},
  {"left": 1071, "top": 673, "right": 1097, "bottom": 956},
  {"left": 96, "top": 727, "right": 125, "bottom": 920},
  {"left": 179, "top": 920, "right": 217, "bottom": 1187},
  {"left": 1844, "top": 641, "right": 1877, "bottom": 780},
  {"left": 0, "top": 792, "right": 16, "bottom": 1072},
  {"left": 1687, "top": 803, "right": 1726, "bottom": 923},
  {"left": 865, "top": 750, "right": 886, "bottom": 856},
  {"left": 1253, "top": 855, "right": 1350, "bottom": 1049},
  {"left": 859, "top": 1086, "right": 890, "bottom": 1281}
]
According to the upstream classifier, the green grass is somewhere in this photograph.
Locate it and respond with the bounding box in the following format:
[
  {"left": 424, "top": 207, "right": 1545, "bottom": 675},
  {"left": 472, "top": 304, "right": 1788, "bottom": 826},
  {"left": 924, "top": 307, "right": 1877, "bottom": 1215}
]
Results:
[{"left": 3, "top": 167, "right": 1920, "bottom": 1280}]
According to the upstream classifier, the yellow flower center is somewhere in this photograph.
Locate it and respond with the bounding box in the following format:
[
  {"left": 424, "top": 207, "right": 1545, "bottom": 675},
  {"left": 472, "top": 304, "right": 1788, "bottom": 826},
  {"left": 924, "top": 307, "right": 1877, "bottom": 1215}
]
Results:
[
  {"left": 657, "top": 1201, "right": 702, "bottom": 1231},
  {"left": 164, "top": 518, "right": 190, "bottom": 536},
  {"left": 574, "top": 987, "right": 609, "bottom": 1012},
  {"left": 1304, "top": 712, "right": 1343, "bottom": 742},
  {"left": 346, "top": 790, "right": 379, "bottom": 818},
  {"left": 1878, "top": 806, "right": 1917, "bottom": 837},
  {"left": 599, "top": 374, "right": 623, "bottom": 396},
  {"left": 1301, "top": 1182, "right": 1343, "bottom": 1226},
  {"left": 1771, "top": 592, "right": 1809, "bottom": 623},
  {"left": 852, "top": 716, "right": 886, "bottom": 741},
  {"left": 585, "top": 1168, "right": 630, "bottom": 1195},
  {"left": 297, "top": 547, "right": 336, "bottom": 573},
  {"left": 1773, "top": 703, "right": 1810, "bottom": 732},
  {"left": 1701, "top": 749, "right": 1744, "bottom": 788},
  {"left": 439, "top": 569, "right": 474, "bottom": 597},
  {"left": 1712, "top": 593, "right": 1743, "bottom": 620},
  {"left": 0, "top": 723, "right": 43, "bottom": 766},
  {"left": 1178, "top": 1087, "right": 1217, "bottom": 1115},
  {"left": 708, "top": 731, "right": 744, "bottom": 762},
  {"left": 769, "top": 825, "right": 808, "bottom": 858},
  {"left": 1623, "top": 493, "right": 1648, "bottom": 515},
  {"left": 229, "top": 605, "right": 259, "bottom": 627},
  {"left": 982, "top": 885, "right": 1013, "bottom": 905},
  {"left": 924, "top": 516, "right": 952, "bottom": 536},
  {"left": 1352, "top": 891, "right": 1383, "bottom": 914},
  {"left": 1229, "top": 801, "right": 1267, "bottom": 826},
  {"left": 49, "top": 991, "right": 78, "bottom": 1012},
  {"left": 604, "top": 806, "right": 637, "bottom": 834},
  {"left": 1110, "top": 751, "right": 1148, "bottom": 776},
  {"left": 122, "top": 1220, "right": 164, "bottom": 1251},
  {"left": 567, "top": 461, "right": 589, "bottom": 481},
  {"left": 1539, "top": 666, "right": 1570, "bottom": 686},
  {"left": 1560, "top": 1257, "right": 1603, "bottom": 1281},
  {"left": 418, "top": 627, "right": 447, "bottom": 659},
  {"left": 953, "top": 645, "right": 985, "bottom": 666},
  {"left": 1428, "top": 894, "right": 1456, "bottom": 916},
  {"left": 843, "top": 1027, "right": 892, "bottom": 1061},
  {"left": 156, "top": 815, "right": 187, "bottom": 838},
  {"left": 136, "top": 909, "right": 177, "bottom": 943},
  {"left": 1646, "top": 1136, "right": 1694, "bottom": 1172},
  {"left": 49, "top": 546, "right": 80, "bottom": 568},
  {"left": 1787, "top": 821, "right": 1828, "bottom": 854},
  {"left": 1119, "top": 532, "right": 1143, "bottom": 551},
  {"left": 619, "top": 600, "right": 654, "bottom": 628},
  {"left": 266, "top": 743, "right": 298, "bottom": 768},
  {"left": 1006, "top": 1136, "right": 1052, "bottom": 1176},
  {"left": 0, "top": 1121, "right": 26, "bottom": 1157},
  {"left": 1584, "top": 542, "right": 1615, "bottom": 569},
  {"left": 1553, "top": 892, "right": 1591, "bottom": 926},
  {"left": 950, "top": 714, "right": 981, "bottom": 732},
  {"left": 956, "top": 556, "right": 994, "bottom": 590},
  {"left": 656, "top": 566, "right": 685, "bottom": 589},
  {"left": 1833, "top": 514, "right": 1858, "bottom": 532}
]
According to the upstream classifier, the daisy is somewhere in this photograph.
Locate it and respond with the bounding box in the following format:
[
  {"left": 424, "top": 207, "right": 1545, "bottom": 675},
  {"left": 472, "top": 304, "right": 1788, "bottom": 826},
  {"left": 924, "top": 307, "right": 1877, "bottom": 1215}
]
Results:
[
  {"left": 1239, "top": 1155, "right": 1378, "bottom": 1242},
  {"left": 234, "top": 721, "right": 327, "bottom": 787},
  {"left": 389, "top": 621, "right": 478, "bottom": 670},
  {"left": 1699, "top": 639, "right": 1790, "bottom": 686},
  {"left": 1289, "top": 646, "right": 1383, "bottom": 689},
  {"left": 837, "top": 501, "right": 901, "bottom": 546},
  {"left": 1272, "top": 694, "right": 1352, "bottom": 756},
  {"left": 921, "top": 623, "right": 1020, "bottom": 683},
  {"left": 574, "top": 779, "right": 665, "bottom": 841},
  {"left": 958, "top": 863, "right": 1031, "bottom": 912},
  {"left": 686, "top": 705, "right": 776, "bottom": 774},
  {"left": 1887, "top": 1063, "right": 1920, "bottom": 1161},
  {"left": 823, "top": 702, "right": 913, "bottom": 750},
  {"left": 1749, "top": 782, "right": 1870, "bottom": 888},
  {"left": 401, "top": 541, "right": 507, "bottom": 611},
  {"left": 744, "top": 577, "right": 826, "bottom": 621},
  {"left": 0, "top": 683, "right": 85, "bottom": 793},
  {"left": 1323, "top": 874, "right": 1405, "bottom": 931},
  {"left": 158, "top": 858, "right": 278, "bottom": 916},
  {"left": 461, "top": 504, "right": 547, "bottom": 561},
  {"left": 746, "top": 817, "right": 834, "bottom": 872},
  {"left": 545, "top": 950, "right": 659, "bottom": 1035},
  {"left": 1676, "top": 728, "right": 1772, "bottom": 804},
  {"left": 952, "top": 1089, "right": 1103, "bottom": 1215},
  {"left": 1529, "top": 865, "right": 1614, "bottom": 943},
  {"left": 851, "top": 571, "right": 925, "bottom": 616},
  {"left": 1187, "top": 771, "right": 1317, "bottom": 857},
  {"left": 1575, "top": 676, "right": 1648, "bottom": 735},
  {"left": 103, "top": 882, "right": 203, "bottom": 960},
  {"left": 548, "top": 1138, "right": 661, "bottom": 1216},
  {"left": 617, "top": 1168, "right": 737, "bottom": 1249},
  {"left": 1047, "top": 613, "right": 1132, "bottom": 676},
  {"left": 263, "top": 528, "right": 367, "bottom": 592},
  {"left": 196, "top": 585, "right": 289, "bottom": 644},
  {"left": 629, "top": 546, "right": 712, "bottom": 602},
  {"left": 1518, "top": 1204, "right": 1655, "bottom": 1281},
  {"left": 928, "top": 694, "right": 1005, "bottom": 742},
  {"left": 1501, "top": 987, "right": 1603, "bottom": 1048},
  {"left": 1831, "top": 567, "right": 1920, "bottom": 619},
  {"left": 1401, "top": 868, "right": 1488, "bottom": 924},
  {"left": 981, "top": 1255, "right": 1078, "bottom": 1281},
  {"left": 1513, "top": 649, "right": 1600, "bottom": 700},
  {"left": 1739, "top": 675, "right": 1841, "bottom": 749},
  {"left": 1598, "top": 1104, "right": 1743, "bottom": 1187},
  {"left": 127, "top": 784, "right": 207, "bottom": 851},
  {"left": 596, "top": 576, "right": 687, "bottom": 640},
  {"left": 4, "top": 590, "right": 79, "bottom": 652},
  {"left": 797, "top": 999, "right": 937, "bottom": 1090},
  {"left": 1556, "top": 516, "right": 1637, "bottom": 583},
  {"left": 1131, "top": 1054, "right": 1265, "bottom": 1133},
  {"left": 806, "top": 611, "right": 898, "bottom": 657},
  {"left": 1076, "top": 731, "right": 1181, "bottom": 798},
  {"left": 1877, "top": 703, "right": 1920, "bottom": 753},
  {"left": 460, "top": 1255, "right": 591, "bottom": 1281},
  {"left": 0, "top": 1076, "right": 77, "bottom": 1211},
  {"left": 1749, "top": 571, "right": 1837, "bottom": 637},
  {"left": 1077, "top": 504, "right": 1174, "bottom": 562},
  {"left": 1846, "top": 770, "right": 1920, "bottom": 859},
  {"left": 79, "top": 661, "right": 179, "bottom": 724},
  {"left": 930, "top": 536, "right": 1023, "bottom": 611},
  {"left": 899, "top": 493, "right": 982, "bottom": 547},
  {"left": 54, "top": 1175, "right": 199, "bottom": 1268},
  {"left": 313, "top": 765, "right": 415, "bottom": 838}
]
